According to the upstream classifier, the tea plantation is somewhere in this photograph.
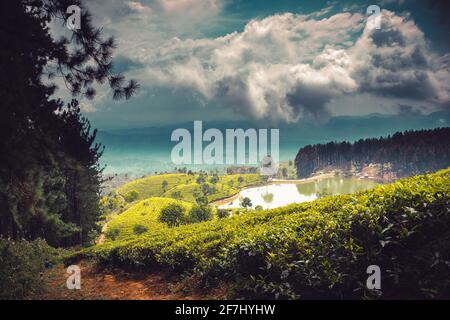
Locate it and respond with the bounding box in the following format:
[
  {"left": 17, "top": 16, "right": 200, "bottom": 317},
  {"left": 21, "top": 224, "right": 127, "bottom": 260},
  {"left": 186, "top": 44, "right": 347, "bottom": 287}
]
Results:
[
  {"left": 117, "top": 173, "right": 262, "bottom": 203},
  {"left": 70, "top": 169, "right": 450, "bottom": 299}
]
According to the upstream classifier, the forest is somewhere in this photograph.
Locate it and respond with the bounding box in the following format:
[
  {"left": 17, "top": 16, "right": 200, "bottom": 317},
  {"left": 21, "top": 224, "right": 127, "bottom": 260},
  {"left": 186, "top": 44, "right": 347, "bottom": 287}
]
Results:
[
  {"left": 0, "top": 0, "right": 138, "bottom": 247},
  {"left": 295, "top": 128, "right": 450, "bottom": 178}
]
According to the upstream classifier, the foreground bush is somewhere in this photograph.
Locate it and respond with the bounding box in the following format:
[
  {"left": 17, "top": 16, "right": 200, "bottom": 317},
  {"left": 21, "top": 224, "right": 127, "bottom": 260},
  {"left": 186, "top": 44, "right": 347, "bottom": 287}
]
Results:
[
  {"left": 71, "top": 169, "right": 450, "bottom": 299},
  {"left": 0, "top": 239, "right": 57, "bottom": 299}
]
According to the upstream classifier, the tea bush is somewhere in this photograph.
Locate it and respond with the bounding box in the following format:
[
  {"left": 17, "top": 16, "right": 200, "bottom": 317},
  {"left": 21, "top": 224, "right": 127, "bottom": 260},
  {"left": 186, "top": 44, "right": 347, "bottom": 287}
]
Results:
[
  {"left": 71, "top": 169, "right": 450, "bottom": 299},
  {"left": 106, "top": 197, "right": 192, "bottom": 241},
  {"left": 0, "top": 239, "right": 58, "bottom": 299},
  {"left": 117, "top": 173, "right": 262, "bottom": 203},
  {"left": 188, "top": 205, "right": 213, "bottom": 223},
  {"left": 124, "top": 190, "right": 139, "bottom": 203},
  {"left": 217, "top": 209, "right": 230, "bottom": 219},
  {"left": 133, "top": 224, "right": 148, "bottom": 235}
]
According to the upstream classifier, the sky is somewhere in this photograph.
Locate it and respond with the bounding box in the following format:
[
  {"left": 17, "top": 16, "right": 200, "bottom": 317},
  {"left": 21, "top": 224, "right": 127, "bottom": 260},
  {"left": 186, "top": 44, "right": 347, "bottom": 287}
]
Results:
[{"left": 58, "top": 0, "right": 450, "bottom": 130}]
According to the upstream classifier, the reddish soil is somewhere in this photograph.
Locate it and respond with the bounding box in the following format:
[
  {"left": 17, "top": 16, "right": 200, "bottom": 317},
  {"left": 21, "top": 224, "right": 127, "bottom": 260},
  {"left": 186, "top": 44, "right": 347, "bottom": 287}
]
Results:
[{"left": 36, "top": 261, "right": 229, "bottom": 300}]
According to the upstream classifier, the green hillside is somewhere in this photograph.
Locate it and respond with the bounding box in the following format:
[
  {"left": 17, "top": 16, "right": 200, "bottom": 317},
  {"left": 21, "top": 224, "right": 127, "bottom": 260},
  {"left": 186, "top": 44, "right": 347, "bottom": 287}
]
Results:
[
  {"left": 105, "top": 197, "right": 193, "bottom": 241},
  {"left": 71, "top": 169, "right": 450, "bottom": 299},
  {"left": 117, "top": 173, "right": 190, "bottom": 199},
  {"left": 116, "top": 173, "right": 262, "bottom": 203}
]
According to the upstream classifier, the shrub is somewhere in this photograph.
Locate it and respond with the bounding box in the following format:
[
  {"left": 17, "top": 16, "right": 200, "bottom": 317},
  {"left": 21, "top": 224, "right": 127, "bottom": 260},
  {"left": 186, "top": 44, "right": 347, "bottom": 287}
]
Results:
[
  {"left": 195, "top": 195, "right": 209, "bottom": 206},
  {"left": 159, "top": 203, "right": 186, "bottom": 227},
  {"left": 0, "top": 239, "right": 57, "bottom": 299},
  {"left": 217, "top": 209, "right": 230, "bottom": 219},
  {"left": 124, "top": 190, "right": 139, "bottom": 203},
  {"left": 133, "top": 224, "right": 148, "bottom": 235},
  {"left": 254, "top": 205, "right": 263, "bottom": 211},
  {"left": 105, "top": 228, "right": 120, "bottom": 240},
  {"left": 209, "top": 175, "right": 219, "bottom": 184},
  {"left": 162, "top": 180, "right": 168, "bottom": 192},
  {"left": 188, "top": 205, "right": 213, "bottom": 223},
  {"left": 240, "top": 197, "right": 252, "bottom": 208},
  {"left": 105, "top": 198, "right": 192, "bottom": 241},
  {"left": 196, "top": 174, "right": 206, "bottom": 184},
  {"left": 171, "top": 191, "right": 182, "bottom": 199}
]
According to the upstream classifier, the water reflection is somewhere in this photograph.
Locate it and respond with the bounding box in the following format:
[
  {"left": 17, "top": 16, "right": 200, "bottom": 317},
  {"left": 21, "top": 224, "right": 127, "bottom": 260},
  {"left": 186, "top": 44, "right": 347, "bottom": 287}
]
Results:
[{"left": 219, "top": 177, "right": 378, "bottom": 210}]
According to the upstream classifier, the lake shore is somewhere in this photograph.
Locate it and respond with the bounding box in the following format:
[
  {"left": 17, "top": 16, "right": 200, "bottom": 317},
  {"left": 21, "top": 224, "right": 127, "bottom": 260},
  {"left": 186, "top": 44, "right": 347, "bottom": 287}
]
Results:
[
  {"left": 269, "top": 172, "right": 335, "bottom": 184},
  {"left": 210, "top": 172, "right": 336, "bottom": 207}
]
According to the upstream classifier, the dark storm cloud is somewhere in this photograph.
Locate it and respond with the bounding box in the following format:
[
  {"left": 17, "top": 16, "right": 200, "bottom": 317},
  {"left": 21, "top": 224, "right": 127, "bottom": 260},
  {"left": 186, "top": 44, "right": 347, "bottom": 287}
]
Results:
[
  {"left": 286, "top": 83, "right": 333, "bottom": 120},
  {"left": 351, "top": 10, "right": 448, "bottom": 103},
  {"left": 82, "top": 3, "right": 450, "bottom": 124},
  {"left": 397, "top": 104, "right": 423, "bottom": 116}
]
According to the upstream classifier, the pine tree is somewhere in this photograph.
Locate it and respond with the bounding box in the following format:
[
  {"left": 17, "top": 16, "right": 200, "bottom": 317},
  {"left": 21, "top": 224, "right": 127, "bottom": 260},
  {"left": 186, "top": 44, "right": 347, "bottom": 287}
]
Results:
[{"left": 0, "top": 0, "right": 138, "bottom": 246}]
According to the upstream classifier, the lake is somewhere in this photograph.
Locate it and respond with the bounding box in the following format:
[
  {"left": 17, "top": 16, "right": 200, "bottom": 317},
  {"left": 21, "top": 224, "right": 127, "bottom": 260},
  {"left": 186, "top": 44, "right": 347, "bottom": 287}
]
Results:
[{"left": 218, "top": 177, "right": 379, "bottom": 209}]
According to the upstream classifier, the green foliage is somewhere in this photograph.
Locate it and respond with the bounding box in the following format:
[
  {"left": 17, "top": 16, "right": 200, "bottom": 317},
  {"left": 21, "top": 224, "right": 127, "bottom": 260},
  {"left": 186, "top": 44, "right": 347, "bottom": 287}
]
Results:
[
  {"left": 72, "top": 169, "right": 450, "bottom": 299},
  {"left": 117, "top": 173, "right": 262, "bottom": 204},
  {"left": 0, "top": 0, "right": 137, "bottom": 246},
  {"left": 159, "top": 203, "right": 187, "bottom": 227},
  {"left": 162, "top": 180, "right": 168, "bottom": 192},
  {"left": 105, "top": 228, "right": 120, "bottom": 241},
  {"left": 254, "top": 205, "right": 263, "bottom": 211},
  {"left": 195, "top": 195, "right": 209, "bottom": 206},
  {"left": 209, "top": 175, "right": 219, "bottom": 184},
  {"left": 106, "top": 197, "right": 192, "bottom": 241},
  {"left": 0, "top": 239, "right": 58, "bottom": 299},
  {"left": 241, "top": 197, "right": 252, "bottom": 208},
  {"left": 124, "top": 190, "right": 140, "bottom": 203},
  {"left": 118, "top": 174, "right": 188, "bottom": 199},
  {"left": 171, "top": 191, "right": 182, "bottom": 199},
  {"left": 100, "top": 192, "right": 124, "bottom": 215},
  {"left": 295, "top": 128, "right": 450, "bottom": 178},
  {"left": 196, "top": 173, "right": 207, "bottom": 184},
  {"left": 188, "top": 205, "right": 213, "bottom": 223},
  {"left": 217, "top": 209, "right": 230, "bottom": 219},
  {"left": 133, "top": 224, "right": 148, "bottom": 236}
]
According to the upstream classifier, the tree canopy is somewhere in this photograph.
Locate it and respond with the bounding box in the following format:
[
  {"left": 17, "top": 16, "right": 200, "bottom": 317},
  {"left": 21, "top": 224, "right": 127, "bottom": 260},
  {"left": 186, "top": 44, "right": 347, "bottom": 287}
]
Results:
[
  {"left": 0, "top": 0, "right": 138, "bottom": 246},
  {"left": 295, "top": 128, "right": 450, "bottom": 179}
]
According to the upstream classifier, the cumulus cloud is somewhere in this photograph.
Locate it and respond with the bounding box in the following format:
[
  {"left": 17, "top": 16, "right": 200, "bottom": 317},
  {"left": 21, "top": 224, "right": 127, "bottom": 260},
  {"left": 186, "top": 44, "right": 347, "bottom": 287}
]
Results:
[
  {"left": 350, "top": 10, "right": 450, "bottom": 103},
  {"left": 156, "top": 0, "right": 220, "bottom": 17},
  {"left": 81, "top": 3, "right": 450, "bottom": 122},
  {"left": 129, "top": 12, "right": 367, "bottom": 122}
]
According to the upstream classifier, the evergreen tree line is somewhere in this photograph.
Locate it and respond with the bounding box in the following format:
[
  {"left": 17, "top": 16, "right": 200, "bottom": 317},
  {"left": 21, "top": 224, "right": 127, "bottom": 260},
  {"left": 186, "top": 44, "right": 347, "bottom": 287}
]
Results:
[
  {"left": 0, "top": 0, "right": 138, "bottom": 246},
  {"left": 295, "top": 127, "right": 450, "bottom": 178}
]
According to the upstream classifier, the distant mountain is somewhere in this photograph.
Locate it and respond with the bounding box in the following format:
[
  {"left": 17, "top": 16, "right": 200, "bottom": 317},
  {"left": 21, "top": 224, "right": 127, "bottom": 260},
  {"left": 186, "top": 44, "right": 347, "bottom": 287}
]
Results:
[{"left": 96, "top": 111, "right": 450, "bottom": 176}]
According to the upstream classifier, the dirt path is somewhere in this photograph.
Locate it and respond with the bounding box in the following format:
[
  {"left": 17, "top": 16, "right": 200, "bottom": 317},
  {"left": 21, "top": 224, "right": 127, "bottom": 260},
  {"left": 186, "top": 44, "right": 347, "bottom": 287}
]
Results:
[
  {"left": 96, "top": 222, "right": 109, "bottom": 244},
  {"left": 38, "top": 261, "right": 228, "bottom": 300}
]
